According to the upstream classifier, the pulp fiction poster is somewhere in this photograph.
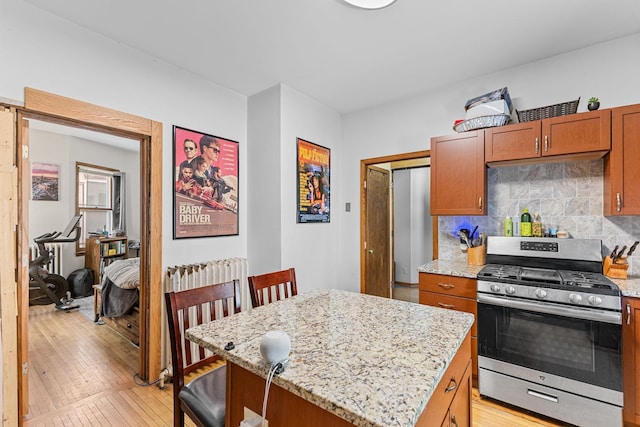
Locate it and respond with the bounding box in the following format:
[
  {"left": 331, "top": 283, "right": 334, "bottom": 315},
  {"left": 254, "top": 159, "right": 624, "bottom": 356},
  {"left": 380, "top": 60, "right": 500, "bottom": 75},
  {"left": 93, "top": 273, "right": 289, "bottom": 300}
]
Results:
[
  {"left": 173, "top": 125, "right": 239, "bottom": 239},
  {"left": 297, "top": 138, "right": 330, "bottom": 223}
]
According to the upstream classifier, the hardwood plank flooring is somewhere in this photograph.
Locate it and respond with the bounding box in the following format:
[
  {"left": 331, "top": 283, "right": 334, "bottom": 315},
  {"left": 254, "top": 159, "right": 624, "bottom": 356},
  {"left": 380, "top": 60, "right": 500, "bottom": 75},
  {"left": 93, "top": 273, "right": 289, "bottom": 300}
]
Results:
[{"left": 26, "top": 302, "right": 566, "bottom": 426}]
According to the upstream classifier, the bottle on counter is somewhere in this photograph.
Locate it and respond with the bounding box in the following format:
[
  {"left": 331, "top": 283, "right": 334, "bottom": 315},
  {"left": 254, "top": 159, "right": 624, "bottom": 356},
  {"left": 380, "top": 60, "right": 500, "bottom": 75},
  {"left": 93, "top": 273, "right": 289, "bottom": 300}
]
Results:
[
  {"left": 520, "top": 208, "right": 532, "bottom": 237},
  {"left": 504, "top": 216, "right": 513, "bottom": 237},
  {"left": 532, "top": 213, "right": 542, "bottom": 237}
]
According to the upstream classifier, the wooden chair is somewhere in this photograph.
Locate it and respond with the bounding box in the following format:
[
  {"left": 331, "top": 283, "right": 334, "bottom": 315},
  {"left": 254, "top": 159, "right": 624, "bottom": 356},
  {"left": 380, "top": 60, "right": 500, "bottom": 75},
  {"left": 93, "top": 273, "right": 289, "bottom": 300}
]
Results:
[
  {"left": 247, "top": 268, "right": 298, "bottom": 308},
  {"left": 165, "top": 280, "right": 241, "bottom": 427}
]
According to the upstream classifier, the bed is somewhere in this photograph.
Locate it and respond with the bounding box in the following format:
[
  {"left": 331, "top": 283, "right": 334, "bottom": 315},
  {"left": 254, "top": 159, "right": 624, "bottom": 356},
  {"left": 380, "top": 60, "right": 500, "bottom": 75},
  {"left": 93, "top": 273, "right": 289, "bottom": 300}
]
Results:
[{"left": 95, "top": 257, "right": 140, "bottom": 345}]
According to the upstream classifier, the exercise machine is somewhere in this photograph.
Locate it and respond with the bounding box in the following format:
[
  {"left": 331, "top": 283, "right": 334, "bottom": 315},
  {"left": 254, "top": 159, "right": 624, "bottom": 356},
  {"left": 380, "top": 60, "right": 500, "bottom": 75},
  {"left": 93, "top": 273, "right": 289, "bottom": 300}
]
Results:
[{"left": 29, "top": 214, "right": 82, "bottom": 310}]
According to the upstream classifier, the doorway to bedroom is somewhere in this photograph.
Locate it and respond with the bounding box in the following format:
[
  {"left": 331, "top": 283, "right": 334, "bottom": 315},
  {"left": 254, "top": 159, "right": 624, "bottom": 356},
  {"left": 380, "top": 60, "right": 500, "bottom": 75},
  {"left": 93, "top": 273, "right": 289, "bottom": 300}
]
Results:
[
  {"left": 26, "top": 119, "right": 143, "bottom": 412},
  {"left": 5, "top": 89, "right": 164, "bottom": 423}
]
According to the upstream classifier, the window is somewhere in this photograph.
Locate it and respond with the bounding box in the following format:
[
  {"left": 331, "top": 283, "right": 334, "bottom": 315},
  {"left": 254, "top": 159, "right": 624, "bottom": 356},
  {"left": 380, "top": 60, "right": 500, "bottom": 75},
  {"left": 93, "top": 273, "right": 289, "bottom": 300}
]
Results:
[{"left": 76, "top": 162, "right": 119, "bottom": 254}]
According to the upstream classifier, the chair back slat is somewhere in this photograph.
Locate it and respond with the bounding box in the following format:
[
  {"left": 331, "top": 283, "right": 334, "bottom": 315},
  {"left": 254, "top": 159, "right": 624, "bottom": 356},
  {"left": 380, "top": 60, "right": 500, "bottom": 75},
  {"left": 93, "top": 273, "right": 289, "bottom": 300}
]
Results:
[
  {"left": 248, "top": 268, "right": 297, "bottom": 308},
  {"left": 165, "top": 280, "right": 241, "bottom": 383}
]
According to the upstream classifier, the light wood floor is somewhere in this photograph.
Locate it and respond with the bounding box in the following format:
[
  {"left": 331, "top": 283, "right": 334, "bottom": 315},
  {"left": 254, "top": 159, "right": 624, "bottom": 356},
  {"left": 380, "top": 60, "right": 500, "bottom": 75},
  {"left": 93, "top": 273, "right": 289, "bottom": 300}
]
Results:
[{"left": 25, "top": 301, "right": 566, "bottom": 426}]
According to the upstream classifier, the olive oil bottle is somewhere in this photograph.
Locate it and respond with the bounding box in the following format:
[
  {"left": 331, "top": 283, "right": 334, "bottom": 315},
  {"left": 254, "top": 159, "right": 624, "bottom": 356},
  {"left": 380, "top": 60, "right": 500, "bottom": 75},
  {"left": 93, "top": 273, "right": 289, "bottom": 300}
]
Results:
[{"left": 520, "top": 208, "right": 532, "bottom": 237}]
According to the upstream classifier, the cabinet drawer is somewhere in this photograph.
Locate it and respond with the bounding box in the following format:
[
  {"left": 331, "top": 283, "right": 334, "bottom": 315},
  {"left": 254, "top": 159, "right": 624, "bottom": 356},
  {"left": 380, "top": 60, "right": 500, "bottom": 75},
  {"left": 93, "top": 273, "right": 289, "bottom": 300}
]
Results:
[
  {"left": 419, "top": 273, "right": 476, "bottom": 299},
  {"left": 102, "top": 309, "right": 140, "bottom": 345},
  {"left": 419, "top": 291, "right": 477, "bottom": 337}
]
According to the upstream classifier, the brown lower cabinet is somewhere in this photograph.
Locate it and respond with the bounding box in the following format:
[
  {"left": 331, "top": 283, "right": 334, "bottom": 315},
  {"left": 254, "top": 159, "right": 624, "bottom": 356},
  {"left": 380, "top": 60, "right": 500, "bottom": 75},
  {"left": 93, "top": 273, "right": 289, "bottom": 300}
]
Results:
[
  {"left": 624, "top": 297, "right": 640, "bottom": 426},
  {"left": 418, "top": 332, "right": 472, "bottom": 427},
  {"left": 419, "top": 272, "right": 478, "bottom": 381}
]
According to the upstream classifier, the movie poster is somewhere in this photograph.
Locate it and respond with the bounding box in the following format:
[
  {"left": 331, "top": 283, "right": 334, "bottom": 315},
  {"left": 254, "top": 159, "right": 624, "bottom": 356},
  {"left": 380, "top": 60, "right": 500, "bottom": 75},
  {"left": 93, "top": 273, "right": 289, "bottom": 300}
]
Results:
[
  {"left": 297, "top": 138, "right": 330, "bottom": 223},
  {"left": 173, "top": 126, "right": 239, "bottom": 239}
]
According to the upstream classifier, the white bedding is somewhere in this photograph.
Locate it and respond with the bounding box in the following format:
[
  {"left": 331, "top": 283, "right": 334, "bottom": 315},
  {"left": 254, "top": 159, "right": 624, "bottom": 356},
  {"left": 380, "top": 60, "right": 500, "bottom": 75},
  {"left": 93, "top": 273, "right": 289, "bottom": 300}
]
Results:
[{"left": 103, "top": 257, "right": 140, "bottom": 290}]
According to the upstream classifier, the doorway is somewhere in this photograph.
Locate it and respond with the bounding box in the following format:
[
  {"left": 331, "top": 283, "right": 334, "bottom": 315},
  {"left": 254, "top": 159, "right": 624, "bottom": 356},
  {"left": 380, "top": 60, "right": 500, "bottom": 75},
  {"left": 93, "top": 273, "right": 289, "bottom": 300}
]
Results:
[
  {"left": 360, "top": 150, "right": 437, "bottom": 297},
  {"left": 1, "top": 88, "right": 163, "bottom": 424}
]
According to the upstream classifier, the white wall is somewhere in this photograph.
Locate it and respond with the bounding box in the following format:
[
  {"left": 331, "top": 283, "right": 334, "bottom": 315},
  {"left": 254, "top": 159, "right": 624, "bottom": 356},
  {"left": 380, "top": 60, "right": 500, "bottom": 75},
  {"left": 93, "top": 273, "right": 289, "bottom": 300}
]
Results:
[
  {"left": 29, "top": 129, "right": 140, "bottom": 277},
  {"left": 1, "top": 0, "right": 248, "bottom": 268},
  {"left": 394, "top": 168, "right": 431, "bottom": 285},
  {"left": 393, "top": 170, "right": 411, "bottom": 284},
  {"left": 340, "top": 33, "right": 640, "bottom": 279},
  {"left": 247, "top": 84, "right": 342, "bottom": 291},
  {"left": 247, "top": 86, "right": 282, "bottom": 274},
  {"left": 410, "top": 167, "right": 431, "bottom": 283},
  {"left": 279, "top": 85, "right": 343, "bottom": 291}
]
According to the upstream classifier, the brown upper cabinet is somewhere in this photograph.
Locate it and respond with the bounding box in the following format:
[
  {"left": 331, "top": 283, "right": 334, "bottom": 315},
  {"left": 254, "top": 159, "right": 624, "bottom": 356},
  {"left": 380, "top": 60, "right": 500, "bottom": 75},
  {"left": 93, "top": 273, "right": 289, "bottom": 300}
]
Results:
[
  {"left": 604, "top": 104, "right": 640, "bottom": 215},
  {"left": 485, "top": 109, "right": 611, "bottom": 166},
  {"left": 430, "top": 130, "right": 486, "bottom": 215}
]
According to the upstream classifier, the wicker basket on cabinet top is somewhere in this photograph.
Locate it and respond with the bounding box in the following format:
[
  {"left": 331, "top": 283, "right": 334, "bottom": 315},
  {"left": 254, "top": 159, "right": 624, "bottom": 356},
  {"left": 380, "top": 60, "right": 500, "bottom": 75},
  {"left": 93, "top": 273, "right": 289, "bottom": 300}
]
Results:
[{"left": 516, "top": 98, "right": 580, "bottom": 122}]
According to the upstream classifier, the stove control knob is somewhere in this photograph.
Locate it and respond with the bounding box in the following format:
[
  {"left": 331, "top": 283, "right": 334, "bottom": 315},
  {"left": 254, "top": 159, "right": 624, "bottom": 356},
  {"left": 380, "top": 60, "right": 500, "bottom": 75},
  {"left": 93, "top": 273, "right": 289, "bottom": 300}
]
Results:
[
  {"left": 490, "top": 284, "right": 501, "bottom": 293},
  {"left": 588, "top": 295, "right": 603, "bottom": 306},
  {"left": 535, "top": 289, "right": 547, "bottom": 299},
  {"left": 569, "top": 294, "right": 582, "bottom": 304},
  {"left": 505, "top": 286, "right": 516, "bottom": 295}
]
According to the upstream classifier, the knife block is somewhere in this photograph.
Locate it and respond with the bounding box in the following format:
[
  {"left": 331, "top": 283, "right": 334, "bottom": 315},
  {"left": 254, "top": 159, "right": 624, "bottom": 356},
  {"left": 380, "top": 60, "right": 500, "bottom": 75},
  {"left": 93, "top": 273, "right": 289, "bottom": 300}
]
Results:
[
  {"left": 603, "top": 255, "right": 628, "bottom": 279},
  {"left": 468, "top": 245, "right": 486, "bottom": 266}
]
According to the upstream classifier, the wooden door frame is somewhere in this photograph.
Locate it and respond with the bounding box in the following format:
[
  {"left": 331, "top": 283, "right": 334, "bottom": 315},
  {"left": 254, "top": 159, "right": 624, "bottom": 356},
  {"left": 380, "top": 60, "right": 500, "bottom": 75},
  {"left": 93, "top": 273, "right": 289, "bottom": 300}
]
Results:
[
  {"left": 360, "top": 150, "right": 437, "bottom": 294},
  {"left": 4, "top": 88, "right": 163, "bottom": 424}
]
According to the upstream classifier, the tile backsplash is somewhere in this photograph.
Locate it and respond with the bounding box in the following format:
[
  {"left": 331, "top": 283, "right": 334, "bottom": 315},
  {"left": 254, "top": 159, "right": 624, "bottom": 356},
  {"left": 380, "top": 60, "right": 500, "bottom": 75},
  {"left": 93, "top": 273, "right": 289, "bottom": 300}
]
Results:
[{"left": 438, "top": 159, "right": 640, "bottom": 275}]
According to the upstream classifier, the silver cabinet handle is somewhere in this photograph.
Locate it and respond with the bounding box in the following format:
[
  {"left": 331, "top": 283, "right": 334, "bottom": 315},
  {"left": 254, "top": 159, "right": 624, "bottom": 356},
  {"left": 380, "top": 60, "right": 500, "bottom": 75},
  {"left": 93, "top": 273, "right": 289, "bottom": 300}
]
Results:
[
  {"left": 438, "top": 283, "right": 455, "bottom": 289},
  {"left": 617, "top": 193, "right": 622, "bottom": 212},
  {"left": 478, "top": 197, "right": 482, "bottom": 211},
  {"left": 445, "top": 377, "right": 458, "bottom": 393},
  {"left": 438, "top": 302, "right": 455, "bottom": 309},
  {"left": 544, "top": 135, "right": 549, "bottom": 152},
  {"left": 527, "top": 389, "right": 558, "bottom": 403},
  {"left": 535, "top": 137, "right": 539, "bottom": 154},
  {"left": 628, "top": 304, "right": 632, "bottom": 326}
]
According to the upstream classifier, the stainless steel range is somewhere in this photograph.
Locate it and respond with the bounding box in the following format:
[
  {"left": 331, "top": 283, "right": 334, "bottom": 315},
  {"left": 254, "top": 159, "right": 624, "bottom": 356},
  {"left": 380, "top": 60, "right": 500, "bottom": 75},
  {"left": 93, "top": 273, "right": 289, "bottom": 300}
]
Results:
[{"left": 477, "top": 236, "right": 622, "bottom": 427}]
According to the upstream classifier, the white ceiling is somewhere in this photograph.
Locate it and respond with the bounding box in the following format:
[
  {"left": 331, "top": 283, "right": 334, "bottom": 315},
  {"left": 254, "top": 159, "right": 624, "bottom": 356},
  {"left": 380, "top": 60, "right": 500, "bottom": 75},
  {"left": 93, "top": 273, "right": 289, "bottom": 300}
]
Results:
[{"left": 22, "top": 0, "right": 640, "bottom": 114}]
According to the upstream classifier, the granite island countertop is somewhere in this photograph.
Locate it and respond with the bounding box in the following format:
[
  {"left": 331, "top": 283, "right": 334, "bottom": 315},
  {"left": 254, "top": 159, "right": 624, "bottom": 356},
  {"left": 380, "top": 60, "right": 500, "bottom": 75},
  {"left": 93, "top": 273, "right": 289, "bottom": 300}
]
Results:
[
  {"left": 186, "top": 289, "right": 474, "bottom": 427},
  {"left": 418, "top": 260, "right": 640, "bottom": 298}
]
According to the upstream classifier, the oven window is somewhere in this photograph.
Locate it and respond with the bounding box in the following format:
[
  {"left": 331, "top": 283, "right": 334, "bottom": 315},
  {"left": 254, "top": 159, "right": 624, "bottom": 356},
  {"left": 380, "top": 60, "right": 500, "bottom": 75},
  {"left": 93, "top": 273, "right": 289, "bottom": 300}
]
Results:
[{"left": 478, "top": 302, "right": 622, "bottom": 391}]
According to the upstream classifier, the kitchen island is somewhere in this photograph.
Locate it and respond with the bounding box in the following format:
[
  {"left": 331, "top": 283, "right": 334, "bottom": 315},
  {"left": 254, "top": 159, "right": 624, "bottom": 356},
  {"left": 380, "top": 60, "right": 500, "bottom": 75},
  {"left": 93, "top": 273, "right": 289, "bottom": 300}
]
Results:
[{"left": 186, "top": 289, "right": 474, "bottom": 427}]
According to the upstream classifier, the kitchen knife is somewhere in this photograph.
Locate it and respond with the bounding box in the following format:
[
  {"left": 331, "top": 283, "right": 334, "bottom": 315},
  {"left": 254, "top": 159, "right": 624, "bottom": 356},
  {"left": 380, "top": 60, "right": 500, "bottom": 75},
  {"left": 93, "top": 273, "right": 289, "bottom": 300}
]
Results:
[
  {"left": 610, "top": 245, "right": 619, "bottom": 259},
  {"left": 613, "top": 245, "right": 627, "bottom": 263},
  {"left": 627, "top": 241, "right": 640, "bottom": 257}
]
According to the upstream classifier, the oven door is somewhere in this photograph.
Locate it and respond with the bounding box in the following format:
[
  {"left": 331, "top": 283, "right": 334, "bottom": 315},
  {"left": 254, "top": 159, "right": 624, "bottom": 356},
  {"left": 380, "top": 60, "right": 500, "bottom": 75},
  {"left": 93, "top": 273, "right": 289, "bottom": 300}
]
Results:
[{"left": 477, "top": 293, "right": 622, "bottom": 392}]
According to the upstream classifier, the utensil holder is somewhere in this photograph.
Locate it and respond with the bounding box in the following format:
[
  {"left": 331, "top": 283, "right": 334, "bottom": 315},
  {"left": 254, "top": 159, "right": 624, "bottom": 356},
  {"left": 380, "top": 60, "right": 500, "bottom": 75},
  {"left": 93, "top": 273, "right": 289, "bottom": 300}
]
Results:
[
  {"left": 468, "top": 245, "right": 486, "bottom": 266},
  {"left": 603, "top": 256, "right": 628, "bottom": 279}
]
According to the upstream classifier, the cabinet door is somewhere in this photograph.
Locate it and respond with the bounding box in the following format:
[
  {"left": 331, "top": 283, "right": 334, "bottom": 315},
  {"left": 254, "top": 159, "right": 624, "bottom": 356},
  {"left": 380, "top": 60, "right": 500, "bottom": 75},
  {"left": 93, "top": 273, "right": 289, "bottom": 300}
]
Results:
[
  {"left": 448, "top": 361, "right": 472, "bottom": 427},
  {"left": 485, "top": 121, "right": 542, "bottom": 163},
  {"left": 541, "top": 109, "right": 610, "bottom": 157},
  {"left": 605, "top": 104, "right": 640, "bottom": 215},
  {"left": 623, "top": 297, "right": 640, "bottom": 425},
  {"left": 430, "top": 131, "right": 486, "bottom": 215}
]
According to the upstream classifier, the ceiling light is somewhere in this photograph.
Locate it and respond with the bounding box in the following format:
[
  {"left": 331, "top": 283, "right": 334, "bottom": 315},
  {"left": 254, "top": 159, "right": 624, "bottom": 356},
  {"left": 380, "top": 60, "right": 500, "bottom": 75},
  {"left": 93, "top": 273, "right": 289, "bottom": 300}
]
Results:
[{"left": 342, "top": 0, "right": 397, "bottom": 10}]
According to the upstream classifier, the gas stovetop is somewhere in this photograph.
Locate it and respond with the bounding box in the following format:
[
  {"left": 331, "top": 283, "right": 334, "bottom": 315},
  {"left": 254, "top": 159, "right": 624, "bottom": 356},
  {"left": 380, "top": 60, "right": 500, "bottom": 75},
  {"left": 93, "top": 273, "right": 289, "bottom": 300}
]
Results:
[
  {"left": 477, "top": 236, "right": 621, "bottom": 311},
  {"left": 477, "top": 264, "right": 620, "bottom": 296}
]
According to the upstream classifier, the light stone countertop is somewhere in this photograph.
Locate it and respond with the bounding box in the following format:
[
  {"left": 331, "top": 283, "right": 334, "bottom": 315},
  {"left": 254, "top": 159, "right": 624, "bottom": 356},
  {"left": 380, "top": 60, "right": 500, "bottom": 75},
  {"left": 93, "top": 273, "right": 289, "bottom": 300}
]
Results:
[
  {"left": 186, "top": 289, "right": 474, "bottom": 427},
  {"left": 418, "top": 260, "right": 640, "bottom": 299},
  {"left": 418, "top": 259, "right": 485, "bottom": 278}
]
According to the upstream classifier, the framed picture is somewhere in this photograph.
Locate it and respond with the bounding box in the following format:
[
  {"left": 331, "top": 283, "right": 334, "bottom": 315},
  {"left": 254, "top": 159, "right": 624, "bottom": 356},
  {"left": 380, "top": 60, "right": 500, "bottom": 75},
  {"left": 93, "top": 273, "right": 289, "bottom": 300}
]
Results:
[
  {"left": 173, "top": 125, "right": 239, "bottom": 239},
  {"left": 296, "top": 138, "right": 330, "bottom": 223},
  {"left": 31, "top": 162, "right": 59, "bottom": 201}
]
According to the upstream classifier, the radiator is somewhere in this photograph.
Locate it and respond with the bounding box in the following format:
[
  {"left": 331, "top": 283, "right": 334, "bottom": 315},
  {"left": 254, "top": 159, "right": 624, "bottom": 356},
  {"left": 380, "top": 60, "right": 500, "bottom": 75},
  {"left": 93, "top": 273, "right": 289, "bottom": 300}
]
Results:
[
  {"left": 162, "top": 257, "right": 249, "bottom": 371},
  {"left": 29, "top": 243, "right": 64, "bottom": 275}
]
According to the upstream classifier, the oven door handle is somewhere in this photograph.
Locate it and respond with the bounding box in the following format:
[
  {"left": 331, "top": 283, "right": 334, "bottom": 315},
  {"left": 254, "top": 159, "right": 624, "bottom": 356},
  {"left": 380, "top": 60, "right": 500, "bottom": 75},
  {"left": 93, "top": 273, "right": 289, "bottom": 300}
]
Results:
[{"left": 478, "top": 294, "right": 622, "bottom": 324}]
